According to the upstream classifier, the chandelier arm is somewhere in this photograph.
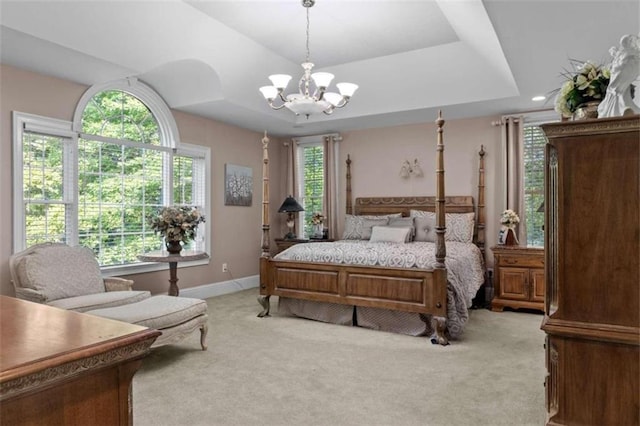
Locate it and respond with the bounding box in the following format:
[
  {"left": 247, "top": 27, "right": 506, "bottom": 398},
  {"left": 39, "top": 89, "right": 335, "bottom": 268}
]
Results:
[
  {"left": 278, "top": 91, "right": 288, "bottom": 103},
  {"left": 334, "top": 96, "right": 352, "bottom": 108},
  {"left": 267, "top": 100, "right": 288, "bottom": 110}
]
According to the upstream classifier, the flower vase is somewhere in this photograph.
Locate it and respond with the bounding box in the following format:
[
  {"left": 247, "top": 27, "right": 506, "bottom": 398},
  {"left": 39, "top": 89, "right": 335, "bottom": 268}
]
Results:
[
  {"left": 165, "top": 240, "right": 183, "bottom": 254},
  {"left": 504, "top": 227, "right": 519, "bottom": 246},
  {"left": 573, "top": 101, "right": 600, "bottom": 120},
  {"left": 313, "top": 224, "right": 323, "bottom": 239}
]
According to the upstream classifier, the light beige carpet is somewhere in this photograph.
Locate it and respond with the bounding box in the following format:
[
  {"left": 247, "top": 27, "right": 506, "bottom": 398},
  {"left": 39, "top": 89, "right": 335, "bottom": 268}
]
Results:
[{"left": 133, "top": 289, "right": 546, "bottom": 426}]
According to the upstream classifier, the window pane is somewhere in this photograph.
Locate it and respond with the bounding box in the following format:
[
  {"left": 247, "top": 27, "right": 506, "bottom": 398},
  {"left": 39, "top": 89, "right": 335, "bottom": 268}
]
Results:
[
  {"left": 78, "top": 137, "right": 164, "bottom": 266},
  {"left": 174, "top": 155, "right": 194, "bottom": 204},
  {"left": 297, "top": 145, "right": 324, "bottom": 238},
  {"left": 82, "top": 90, "right": 160, "bottom": 145},
  {"left": 23, "top": 133, "right": 64, "bottom": 201},
  {"left": 523, "top": 125, "right": 547, "bottom": 247},
  {"left": 22, "top": 132, "right": 69, "bottom": 245},
  {"left": 25, "top": 203, "right": 67, "bottom": 246}
]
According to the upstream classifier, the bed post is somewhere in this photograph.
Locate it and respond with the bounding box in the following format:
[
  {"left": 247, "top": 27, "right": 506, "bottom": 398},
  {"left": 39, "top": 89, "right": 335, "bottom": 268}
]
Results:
[
  {"left": 431, "top": 110, "right": 448, "bottom": 345},
  {"left": 435, "top": 111, "right": 446, "bottom": 268},
  {"left": 258, "top": 131, "right": 271, "bottom": 317},
  {"left": 346, "top": 154, "right": 353, "bottom": 215},
  {"left": 477, "top": 145, "right": 486, "bottom": 257}
]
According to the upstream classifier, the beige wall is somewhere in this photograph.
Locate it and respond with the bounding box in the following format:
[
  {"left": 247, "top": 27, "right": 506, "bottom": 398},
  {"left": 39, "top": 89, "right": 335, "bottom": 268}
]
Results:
[
  {"left": 0, "top": 64, "right": 285, "bottom": 296},
  {"left": 1, "top": 64, "right": 505, "bottom": 298},
  {"left": 336, "top": 117, "right": 503, "bottom": 264}
]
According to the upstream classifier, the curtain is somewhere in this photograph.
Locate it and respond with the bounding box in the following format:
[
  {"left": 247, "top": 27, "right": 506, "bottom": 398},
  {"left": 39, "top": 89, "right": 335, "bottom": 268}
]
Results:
[
  {"left": 285, "top": 139, "right": 299, "bottom": 237},
  {"left": 323, "top": 135, "right": 339, "bottom": 239},
  {"left": 500, "top": 115, "right": 526, "bottom": 244}
]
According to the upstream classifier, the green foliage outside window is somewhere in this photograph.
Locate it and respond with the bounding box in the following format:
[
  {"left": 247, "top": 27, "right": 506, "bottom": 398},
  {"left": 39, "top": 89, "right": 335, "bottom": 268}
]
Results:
[
  {"left": 301, "top": 145, "right": 324, "bottom": 238},
  {"left": 523, "top": 125, "right": 546, "bottom": 247}
]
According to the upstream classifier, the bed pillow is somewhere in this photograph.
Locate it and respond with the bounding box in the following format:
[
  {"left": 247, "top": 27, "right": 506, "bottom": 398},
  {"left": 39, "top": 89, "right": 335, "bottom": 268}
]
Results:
[
  {"left": 410, "top": 210, "right": 475, "bottom": 243},
  {"left": 387, "top": 217, "right": 415, "bottom": 241},
  {"left": 369, "top": 226, "right": 411, "bottom": 243},
  {"left": 342, "top": 215, "right": 391, "bottom": 240},
  {"left": 414, "top": 215, "right": 437, "bottom": 242}
]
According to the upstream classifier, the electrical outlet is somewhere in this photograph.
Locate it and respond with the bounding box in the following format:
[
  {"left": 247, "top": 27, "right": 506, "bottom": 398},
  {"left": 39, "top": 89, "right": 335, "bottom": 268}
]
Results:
[{"left": 222, "top": 263, "right": 228, "bottom": 273}]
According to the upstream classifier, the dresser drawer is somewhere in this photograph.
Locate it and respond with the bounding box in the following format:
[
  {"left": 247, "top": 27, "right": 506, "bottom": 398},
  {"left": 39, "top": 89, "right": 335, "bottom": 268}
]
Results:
[{"left": 497, "top": 254, "right": 544, "bottom": 268}]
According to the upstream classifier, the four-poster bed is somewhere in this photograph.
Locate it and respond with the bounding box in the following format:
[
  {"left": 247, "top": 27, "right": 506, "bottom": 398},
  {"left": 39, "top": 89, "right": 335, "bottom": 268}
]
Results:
[{"left": 258, "top": 113, "right": 486, "bottom": 345}]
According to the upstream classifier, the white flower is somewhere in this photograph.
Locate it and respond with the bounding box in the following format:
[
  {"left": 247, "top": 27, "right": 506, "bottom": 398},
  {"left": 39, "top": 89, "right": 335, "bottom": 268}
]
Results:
[
  {"left": 149, "top": 206, "right": 206, "bottom": 243},
  {"left": 500, "top": 209, "right": 520, "bottom": 226}
]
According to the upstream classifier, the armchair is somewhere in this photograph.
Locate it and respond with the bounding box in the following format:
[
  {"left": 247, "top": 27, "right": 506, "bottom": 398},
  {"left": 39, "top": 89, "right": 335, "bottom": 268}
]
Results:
[
  {"left": 10, "top": 242, "right": 209, "bottom": 350},
  {"left": 9, "top": 242, "right": 151, "bottom": 312}
]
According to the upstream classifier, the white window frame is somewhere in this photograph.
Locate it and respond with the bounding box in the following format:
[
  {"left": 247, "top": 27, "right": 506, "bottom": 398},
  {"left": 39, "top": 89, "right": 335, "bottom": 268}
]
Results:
[{"left": 13, "top": 79, "right": 210, "bottom": 275}]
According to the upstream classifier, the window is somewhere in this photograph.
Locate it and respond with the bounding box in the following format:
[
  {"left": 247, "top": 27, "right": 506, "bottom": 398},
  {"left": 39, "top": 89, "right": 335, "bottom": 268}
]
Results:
[
  {"left": 522, "top": 112, "right": 558, "bottom": 247},
  {"left": 13, "top": 79, "right": 209, "bottom": 271},
  {"left": 296, "top": 143, "right": 324, "bottom": 238},
  {"left": 522, "top": 125, "right": 546, "bottom": 247}
]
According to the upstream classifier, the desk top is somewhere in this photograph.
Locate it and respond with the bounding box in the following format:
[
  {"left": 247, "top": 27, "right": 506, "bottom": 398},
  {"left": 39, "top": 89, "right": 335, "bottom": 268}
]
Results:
[
  {"left": 0, "top": 296, "right": 159, "bottom": 394},
  {"left": 137, "top": 250, "right": 209, "bottom": 263}
]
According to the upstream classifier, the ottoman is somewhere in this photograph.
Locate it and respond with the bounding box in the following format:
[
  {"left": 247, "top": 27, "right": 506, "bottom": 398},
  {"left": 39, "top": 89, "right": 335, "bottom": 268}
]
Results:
[{"left": 86, "top": 295, "right": 208, "bottom": 350}]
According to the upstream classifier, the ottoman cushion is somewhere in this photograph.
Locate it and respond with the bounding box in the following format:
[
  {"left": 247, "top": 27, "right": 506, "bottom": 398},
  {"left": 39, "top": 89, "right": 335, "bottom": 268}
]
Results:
[
  {"left": 49, "top": 290, "right": 151, "bottom": 312},
  {"left": 86, "top": 295, "right": 207, "bottom": 330}
]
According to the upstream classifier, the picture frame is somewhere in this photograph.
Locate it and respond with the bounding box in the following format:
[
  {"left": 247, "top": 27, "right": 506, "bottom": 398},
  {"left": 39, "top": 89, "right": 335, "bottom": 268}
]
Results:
[
  {"left": 498, "top": 228, "right": 508, "bottom": 245},
  {"left": 224, "top": 164, "right": 253, "bottom": 206}
]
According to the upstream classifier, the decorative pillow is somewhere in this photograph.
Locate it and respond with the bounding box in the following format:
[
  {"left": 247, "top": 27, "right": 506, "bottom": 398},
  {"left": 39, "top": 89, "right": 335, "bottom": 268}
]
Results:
[
  {"left": 410, "top": 210, "right": 475, "bottom": 243},
  {"left": 369, "top": 226, "right": 411, "bottom": 244},
  {"left": 388, "top": 217, "right": 415, "bottom": 241},
  {"left": 414, "top": 215, "right": 437, "bottom": 242},
  {"left": 342, "top": 215, "right": 397, "bottom": 240}
]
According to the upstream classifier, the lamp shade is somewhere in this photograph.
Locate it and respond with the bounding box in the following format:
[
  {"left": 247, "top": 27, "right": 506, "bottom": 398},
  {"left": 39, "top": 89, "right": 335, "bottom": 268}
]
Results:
[{"left": 278, "top": 196, "right": 304, "bottom": 213}]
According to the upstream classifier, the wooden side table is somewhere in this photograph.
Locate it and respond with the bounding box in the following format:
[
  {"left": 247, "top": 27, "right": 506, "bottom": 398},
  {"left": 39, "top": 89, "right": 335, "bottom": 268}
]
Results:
[
  {"left": 137, "top": 250, "right": 209, "bottom": 296},
  {"left": 490, "top": 245, "right": 544, "bottom": 312}
]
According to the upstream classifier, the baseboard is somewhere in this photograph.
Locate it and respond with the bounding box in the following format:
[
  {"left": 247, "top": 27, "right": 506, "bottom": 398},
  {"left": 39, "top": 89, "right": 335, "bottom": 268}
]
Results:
[{"left": 180, "top": 275, "right": 259, "bottom": 300}]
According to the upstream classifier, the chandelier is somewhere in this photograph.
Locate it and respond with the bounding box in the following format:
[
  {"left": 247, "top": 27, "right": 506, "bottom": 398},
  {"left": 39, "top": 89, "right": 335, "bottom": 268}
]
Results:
[{"left": 259, "top": 0, "right": 358, "bottom": 118}]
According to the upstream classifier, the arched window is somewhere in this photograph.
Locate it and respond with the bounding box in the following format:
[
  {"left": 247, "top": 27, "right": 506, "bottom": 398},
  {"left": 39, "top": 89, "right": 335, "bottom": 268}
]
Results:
[{"left": 14, "top": 78, "right": 209, "bottom": 270}]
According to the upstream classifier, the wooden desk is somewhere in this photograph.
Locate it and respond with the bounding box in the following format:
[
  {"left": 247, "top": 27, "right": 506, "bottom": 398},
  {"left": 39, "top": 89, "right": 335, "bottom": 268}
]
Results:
[
  {"left": 137, "top": 250, "right": 209, "bottom": 296},
  {"left": 0, "top": 296, "right": 159, "bottom": 425}
]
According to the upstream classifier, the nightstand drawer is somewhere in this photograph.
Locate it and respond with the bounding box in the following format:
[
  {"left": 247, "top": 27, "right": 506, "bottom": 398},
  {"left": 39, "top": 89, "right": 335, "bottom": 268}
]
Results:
[{"left": 497, "top": 254, "right": 544, "bottom": 268}]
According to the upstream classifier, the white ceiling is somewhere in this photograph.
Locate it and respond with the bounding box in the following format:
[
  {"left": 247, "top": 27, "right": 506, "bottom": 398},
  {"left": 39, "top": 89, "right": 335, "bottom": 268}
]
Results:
[{"left": 1, "top": 0, "right": 638, "bottom": 137}]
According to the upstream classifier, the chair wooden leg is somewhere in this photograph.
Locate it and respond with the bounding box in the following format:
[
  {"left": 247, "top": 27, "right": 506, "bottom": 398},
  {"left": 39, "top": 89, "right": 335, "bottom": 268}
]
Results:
[{"left": 200, "top": 323, "right": 208, "bottom": 351}]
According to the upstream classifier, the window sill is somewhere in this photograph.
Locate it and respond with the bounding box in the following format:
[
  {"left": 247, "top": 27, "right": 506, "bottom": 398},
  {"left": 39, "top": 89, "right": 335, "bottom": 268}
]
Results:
[{"left": 101, "top": 258, "right": 210, "bottom": 277}]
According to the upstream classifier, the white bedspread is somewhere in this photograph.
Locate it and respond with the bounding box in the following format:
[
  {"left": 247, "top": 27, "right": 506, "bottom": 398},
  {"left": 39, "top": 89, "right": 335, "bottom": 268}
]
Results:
[{"left": 275, "top": 240, "right": 486, "bottom": 338}]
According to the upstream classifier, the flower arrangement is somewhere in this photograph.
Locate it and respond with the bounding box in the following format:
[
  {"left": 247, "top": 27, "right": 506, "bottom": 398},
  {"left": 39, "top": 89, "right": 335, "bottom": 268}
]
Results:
[
  {"left": 500, "top": 209, "right": 520, "bottom": 228},
  {"left": 149, "top": 206, "right": 205, "bottom": 243},
  {"left": 311, "top": 212, "right": 325, "bottom": 225},
  {"left": 554, "top": 60, "right": 610, "bottom": 118}
]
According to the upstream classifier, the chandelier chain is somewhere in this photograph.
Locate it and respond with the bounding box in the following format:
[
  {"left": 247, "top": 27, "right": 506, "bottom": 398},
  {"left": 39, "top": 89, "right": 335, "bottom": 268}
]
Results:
[{"left": 305, "top": 5, "right": 310, "bottom": 63}]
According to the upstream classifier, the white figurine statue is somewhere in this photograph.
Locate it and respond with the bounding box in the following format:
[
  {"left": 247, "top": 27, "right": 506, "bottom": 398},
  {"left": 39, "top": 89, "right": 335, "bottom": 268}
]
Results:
[{"left": 598, "top": 34, "right": 640, "bottom": 118}]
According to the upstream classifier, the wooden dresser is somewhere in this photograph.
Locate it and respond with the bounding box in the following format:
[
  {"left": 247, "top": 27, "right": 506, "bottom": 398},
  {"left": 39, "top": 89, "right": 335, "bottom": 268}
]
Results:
[
  {"left": 541, "top": 115, "right": 639, "bottom": 426},
  {"left": 0, "top": 296, "right": 160, "bottom": 425},
  {"left": 490, "top": 245, "right": 544, "bottom": 312}
]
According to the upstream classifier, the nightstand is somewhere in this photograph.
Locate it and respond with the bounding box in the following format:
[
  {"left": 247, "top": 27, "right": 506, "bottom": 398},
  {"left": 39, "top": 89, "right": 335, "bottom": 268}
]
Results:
[
  {"left": 490, "top": 245, "right": 544, "bottom": 312},
  {"left": 274, "top": 238, "right": 335, "bottom": 254}
]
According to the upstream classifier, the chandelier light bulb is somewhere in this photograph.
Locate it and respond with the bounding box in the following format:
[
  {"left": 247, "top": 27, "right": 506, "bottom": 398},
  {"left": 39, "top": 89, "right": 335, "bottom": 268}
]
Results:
[{"left": 258, "top": 0, "right": 357, "bottom": 118}]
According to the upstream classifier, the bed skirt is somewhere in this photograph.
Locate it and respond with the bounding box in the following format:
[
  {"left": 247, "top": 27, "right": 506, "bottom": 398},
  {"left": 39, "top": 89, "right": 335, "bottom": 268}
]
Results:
[{"left": 278, "top": 298, "right": 432, "bottom": 337}]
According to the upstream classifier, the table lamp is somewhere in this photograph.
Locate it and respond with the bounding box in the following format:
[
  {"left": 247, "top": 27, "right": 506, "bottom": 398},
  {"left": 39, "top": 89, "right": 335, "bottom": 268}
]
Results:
[{"left": 278, "top": 195, "right": 304, "bottom": 239}]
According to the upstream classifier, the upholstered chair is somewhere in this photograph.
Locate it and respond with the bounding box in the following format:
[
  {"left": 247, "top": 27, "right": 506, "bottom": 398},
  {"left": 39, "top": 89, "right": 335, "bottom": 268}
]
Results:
[{"left": 9, "top": 242, "right": 151, "bottom": 312}]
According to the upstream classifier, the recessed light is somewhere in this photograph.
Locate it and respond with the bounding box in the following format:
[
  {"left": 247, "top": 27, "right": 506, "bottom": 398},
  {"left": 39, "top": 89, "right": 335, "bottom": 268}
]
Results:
[{"left": 532, "top": 95, "right": 546, "bottom": 102}]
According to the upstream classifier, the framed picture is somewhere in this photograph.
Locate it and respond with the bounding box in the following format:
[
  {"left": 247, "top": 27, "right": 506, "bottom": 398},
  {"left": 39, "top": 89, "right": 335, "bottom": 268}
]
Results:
[
  {"left": 498, "top": 228, "right": 508, "bottom": 245},
  {"left": 224, "top": 164, "right": 253, "bottom": 206}
]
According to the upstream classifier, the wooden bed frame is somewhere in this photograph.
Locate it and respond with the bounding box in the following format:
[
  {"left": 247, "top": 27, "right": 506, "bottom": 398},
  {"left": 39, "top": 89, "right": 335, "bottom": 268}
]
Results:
[{"left": 257, "top": 112, "right": 486, "bottom": 345}]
